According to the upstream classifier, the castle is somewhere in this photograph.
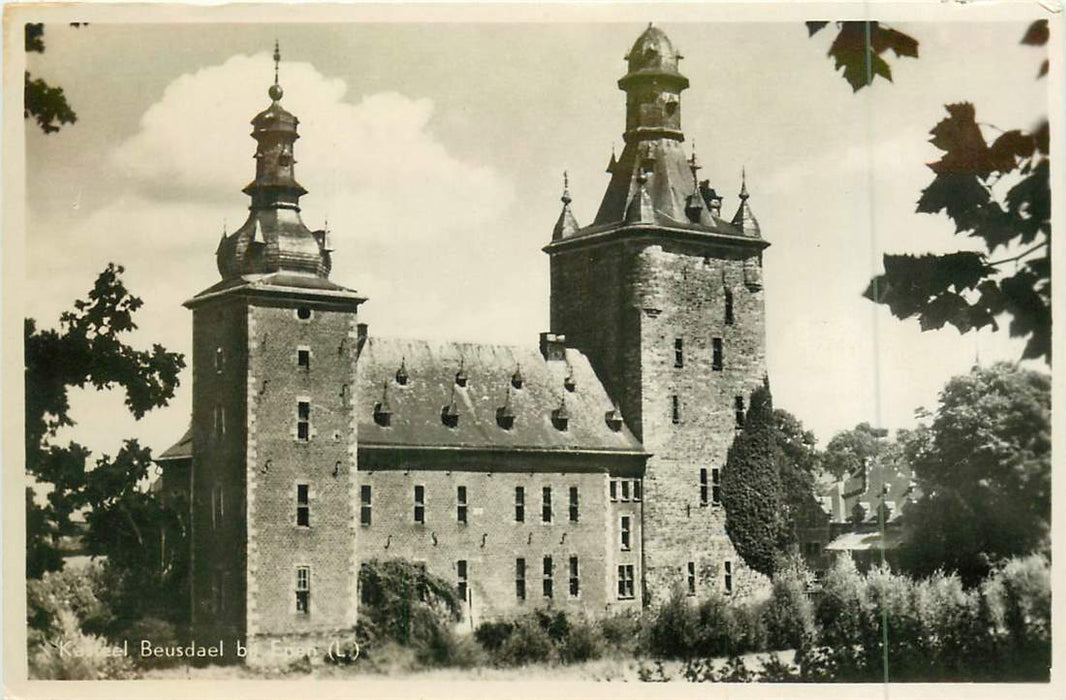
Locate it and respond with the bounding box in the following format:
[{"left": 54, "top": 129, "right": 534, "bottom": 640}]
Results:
[{"left": 158, "top": 25, "right": 770, "bottom": 659}]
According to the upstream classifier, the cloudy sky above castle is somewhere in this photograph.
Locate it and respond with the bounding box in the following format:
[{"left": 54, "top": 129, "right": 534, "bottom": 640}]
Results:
[{"left": 24, "top": 18, "right": 1049, "bottom": 456}]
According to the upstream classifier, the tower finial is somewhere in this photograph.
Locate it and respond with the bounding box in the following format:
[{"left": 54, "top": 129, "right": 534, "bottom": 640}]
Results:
[
  {"left": 739, "top": 166, "right": 749, "bottom": 200},
  {"left": 269, "top": 40, "right": 283, "bottom": 101},
  {"left": 562, "top": 170, "right": 571, "bottom": 205}
]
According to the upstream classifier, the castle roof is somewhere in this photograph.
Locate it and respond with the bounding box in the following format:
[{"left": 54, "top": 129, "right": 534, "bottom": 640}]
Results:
[
  {"left": 157, "top": 427, "right": 192, "bottom": 462},
  {"left": 356, "top": 337, "right": 644, "bottom": 456}
]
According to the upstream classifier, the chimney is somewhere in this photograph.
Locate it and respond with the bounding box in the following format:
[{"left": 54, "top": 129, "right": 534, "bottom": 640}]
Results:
[{"left": 539, "top": 332, "right": 567, "bottom": 362}]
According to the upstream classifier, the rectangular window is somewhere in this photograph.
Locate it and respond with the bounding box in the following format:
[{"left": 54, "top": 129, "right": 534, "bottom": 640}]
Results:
[
  {"left": 621, "top": 515, "right": 632, "bottom": 551},
  {"left": 414, "top": 485, "right": 425, "bottom": 524},
  {"left": 617, "top": 565, "right": 635, "bottom": 599},
  {"left": 296, "top": 484, "right": 310, "bottom": 527},
  {"left": 457, "top": 560, "right": 468, "bottom": 602},
  {"left": 671, "top": 395, "right": 680, "bottom": 424},
  {"left": 699, "top": 468, "right": 709, "bottom": 506},
  {"left": 295, "top": 566, "right": 310, "bottom": 614},
  {"left": 712, "top": 468, "right": 722, "bottom": 505},
  {"left": 215, "top": 347, "right": 225, "bottom": 374},
  {"left": 725, "top": 289, "right": 735, "bottom": 326},
  {"left": 674, "top": 338, "right": 684, "bottom": 368},
  {"left": 621, "top": 480, "right": 630, "bottom": 502},
  {"left": 211, "top": 484, "right": 224, "bottom": 529},
  {"left": 297, "top": 400, "right": 310, "bottom": 441},
  {"left": 360, "top": 484, "right": 372, "bottom": 526},
  {"left": 569, "top": 556, "right": 580, "bottom": 597},
  {"left": 516, "top": 558, "right": 526, "bottom": 600},
  {"left": 687, "top": 562, "right": 697, "bottom": 596},
  {"left": 514, "top": 486, "right": 525, "bottom": 522},
  {"left": 214, "top": 405, "right": 225, "bottom": 437},
  {"left": 297, "top": 347, "right": 311, "bottom": 370},
  {"left": 712, "top": 338, "right": 723, "bottom": 371},
  {"left": 724, "top": 561, "right": 733, "bottom": 594},
  {"left": 569, "top": 486, "right": 579, "bottom": 522},
  {"left": 609, "top": 479, "right": 618, "bottom": 501},
  {"left": 457, "top": 485, "right": 468, "bottom": 524},
  {"left": 634, "top": 479, "right": 642, "bottom": 501},
  {"left": 735, "top": 396, "right": 746, "bottom": 429},
  {"left": 543, "top": 556, "right": 554, "bottom": 598},
  {"left": 542, "top": 486, "right": 552, "bottom": 523}
]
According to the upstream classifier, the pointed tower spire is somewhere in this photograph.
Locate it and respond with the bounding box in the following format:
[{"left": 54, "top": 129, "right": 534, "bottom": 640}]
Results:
[
  {"left": 606, "top": 144, "right": 618, "bottom": 174},
  {"left": 731, "top": 167, "right": 761, "bottom": 236},
  {"left": 552, "top": 170, "right": 581, "bottom": 240}
]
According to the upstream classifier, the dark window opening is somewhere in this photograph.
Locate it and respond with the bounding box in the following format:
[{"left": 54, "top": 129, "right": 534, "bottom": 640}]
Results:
[
  {"left": 724, "top": 561, "right": 733, "bottom": 594},
  {"left": 735, "top": 396, "right": 746, "bottom": 429},
  {"left": 569, "top": 556, "right": 580, "bottom": 597},
  {"left": 296, "top": 307, "right": 312, "bottom": 321},
  {"left": 457, "top": 560, "right": 468, "bottom": 602},
  {"left": 618, "top": 565, "right": 635, "bottom": 599},
  {"left": 674, "top": 338, "right": 684, "bottom": 368},
  {"left": 297, "top": 348, "right": 310, "bottom": 369},
  {"left": 516, "top": 558, "right": 526, "bottom": 600},
  {"left": 671, "top": 395, "right": 680, "bottom": 424},
  {"left": 297, "top": 401, "right": 310, "bottom": 441},
  {"left": 515, "top": 487, "right": 525, "bottom": 522},
  {"left": 699, "top": 468, "right": 708, "bottom": 506},
  {"left": 360, "top": 485, "right": 372, "bottom": 526},
  {"left": 414, "top": 485, "right": 425, "bottom": 524},
  {"left": 569, "top": 486, "right": 579, "bottom": 522},
  {"left": 712, "top": 468, "right": 722, "bottom": 505},
  {"left": 725, "top": 289, "right": 735, "bottom": 325},
  {"left": 621, "top": 516, "right": 632, "bottom": 551},
  {"left": 610, "top": 480, "right": 618, "bottom": 501},
  {"left": 712, "top": 338, "right": 723, "bottom": 371},
  {"left": 543, "top": 556, "right": 554, "bottom": 599},
  {"left": 457, "top": 486, "right": 468, "bottom": 524},
  {"left": 296, "top": 484, "right": 310, "bottom": 527},
  {"left": 621, "top": 480, "right": 630, "bottom": 502},
  {"left": 687, "top": 562, "right": 696, "bottom": 596},
  {"left": 634, "top": 480, "right": 642, "bottom": 501},
  {"left": 542, "top": 486, "right": 552, "bottom": 523},
  {"left": 295, "top": 566, "right": 310, "bottom": 614}
]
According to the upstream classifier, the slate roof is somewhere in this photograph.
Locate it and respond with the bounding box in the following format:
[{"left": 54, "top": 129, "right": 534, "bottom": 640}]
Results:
[
  {"left": 356, "top": 337, "right": 644, "bottom": 454},
  {"left": 157, "top": 427, "right": 192, "bottom": 462}
]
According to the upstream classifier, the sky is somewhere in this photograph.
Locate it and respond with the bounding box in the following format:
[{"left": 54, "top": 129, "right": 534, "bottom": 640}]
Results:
[{"left": 22, "top": 19, "right": 1051, "bottom": 459}]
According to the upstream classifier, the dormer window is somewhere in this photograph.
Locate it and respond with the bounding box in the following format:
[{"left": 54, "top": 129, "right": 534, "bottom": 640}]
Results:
[
  {"left": 496, "top": 402, "right": 515, "bottom": 431},
  {"left": 441, "top": 399, "right": 460, "bottom": 428},
  {"left": 563, "top": 370, "right": 576, "bottom": 393},
  {"left": 551, "top": 400, "right": 569, "bottom": 432},
  {"left": 395, "top": 357, "right": 409, "bottom": 386},
  {"left": 455, "top": 360, "right": 468, "bottom": 388},
  {"left": 605, "top": 407, "right": 624, "bottom": 432},
  {"left": 511, "top": 365, "right": 524, "bottom": 390},
  {"left": 373, "top": 402, "right": 391, "bottom": 427}
]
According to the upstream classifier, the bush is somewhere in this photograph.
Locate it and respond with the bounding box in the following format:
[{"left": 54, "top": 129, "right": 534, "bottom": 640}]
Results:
[
  {"left": 358, "top": 559, "right": 460, "bottom": 650},
  {"left": 642, "top": 591, "right": 701, "bottom": 658},
  {"left": 28, "top": 608, "right": 136, "bottom": 680},
  {"left": 980, "top": 553, "right": 1051, "bottom": 680},
  {"left": 762, "top": 574, "right": 816, "bottom": 650},
  {"left": 558, "top": 618, "right": 604, "bottom": 663},
  {"left": 597, "top": 609, "right": 642, "bottom": 656},
  {"left": 473, "top": 620, "right": 514, "bottom": 653},
  {"left": 496, "top": 616, "right": 555, "bottom": 666},
  {"left": 27, "top": 563, "right": 114, "bottom": 637}
]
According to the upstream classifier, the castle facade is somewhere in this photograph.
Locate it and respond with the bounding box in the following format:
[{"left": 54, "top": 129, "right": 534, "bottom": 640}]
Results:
[{"left": 162, "top": 26, "right": 770, "bottom": 659}]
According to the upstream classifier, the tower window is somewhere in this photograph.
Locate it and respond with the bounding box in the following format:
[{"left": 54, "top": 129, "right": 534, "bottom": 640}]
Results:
[
  {"left": 687, "top": 562, "right": 697, "bottom": 596},
  {"left": 457, "top": 560, "right": 468, "bottom": 602},
  {"left": 414, "top": 485, "right": 425, "bottom": 524},
  {"left": 674, "top": 338, "right": 684, "bottom": 368},
  {"left": 634, "top": 480, "right": 642, "bottom": 501},
  {"left": 543, "top": 556, "right": 554, "bottom": 598},
  {"left": 621, "top": 480, "right": 630, "bottom": 502},
  {"left": 724, "top": 561, "right": 733, "bottom": 594},
  {"left": 457, "top": 485, "right": 468, "bottom": 524},
  {"left": 295, "top": 565, "right": 310, "bottom": 614},
  {"left": 297, "top": 346, "right": 310, "bottom": 369},
  {"left": 725, "top": 289, "right": 735, "bottom": 325},
  {"left": 297, "top": 401, "right": 310, "bottom": 441},
  {"left": 618, "top": 565, "right": 635, "bottom": 599},
  {"left": 621, "top": 516, "right": 632, "bottom": 551},
  {"left": 569, "top": 486, "right": 579, "bottom": 522},
  {"left": 712, "top": 338, "right": 723, "bottom": 371},
  {"left": 211, "top": 484, "right": 224, "bottom": 529},
  {"left": 514, "top": 486, "right": 525, "bottom": 522},
  {"left": 296, "top": 484, "right": 310, "bottom": 527},
  {"left": 569, "top": 556, "right": 580, "bottom": 597},
  {"left": 215, "top": 347, "right": 225, "bottom": 374},
  {"left": 712, "top": 468, "right": 722, "bottom": 505},
  {"left": 516, "top": 558, "right": 527, "bottom": 600},
  {"left": 360, "top": 485, "right": 372, "bottom": 526},
  {"left": 214, "top": 405, "right": 225, "bottom": 438},
  {"left": 296, "top": 307, "right": 312, "bottom": 321},
  {"left": 610, "top": 479, "right": 618, "bottom": 501},
  {"left": 542, "top": 486, "right": 552, "bottom": 523},
  {"left": 699, "top": 468, "right": 708, "bottom": 506},
  {"left": 735, "top": 396, "right": 746, "bottom": 429},
  {"left": 671, "top": 395, "right": 680, "bottom": 424}
]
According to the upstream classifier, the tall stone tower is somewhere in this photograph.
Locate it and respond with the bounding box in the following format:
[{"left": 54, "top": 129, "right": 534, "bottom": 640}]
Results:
[
  {"left": 184, "top": 45, "right": 365, "bottom": 657},
  {"left": 545, "top": 25, "right": 770, "bottom": 602}
]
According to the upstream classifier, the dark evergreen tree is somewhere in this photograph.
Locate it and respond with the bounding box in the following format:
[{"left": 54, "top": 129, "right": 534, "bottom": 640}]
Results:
[{"left": 722, "top": 382, "right": 786, "bottom": 577}]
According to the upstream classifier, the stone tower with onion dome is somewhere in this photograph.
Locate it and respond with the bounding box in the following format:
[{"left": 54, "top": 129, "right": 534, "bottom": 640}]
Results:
[
  {"left": 184, "top": 43, "right": 365, "bottom": 659},
  {"left": 545, "top": 24, "right": 771, "bottom": 602}
]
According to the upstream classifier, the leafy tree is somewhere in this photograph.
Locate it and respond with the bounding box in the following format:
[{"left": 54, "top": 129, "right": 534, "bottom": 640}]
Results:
[
  {"left": 25, "top": 263, "right": 185, "bottom": 583},
  {"left": 24, "top": 23, "right": 79, "bottom": 134},
  {"left": 822, "top": 422, "right": 888, "bottom": 481},
  {"left": 772, "top": 409, "right": 828, "bottom": 544},
  {"left": 722, "top": 383, "right": 786, "bottom": 576},
  {"left": 807, "top": 20, "right": 1051, "bottom": 363},
  {"left": 898, "top": 363, "right": 1050, "bottom": 585}
]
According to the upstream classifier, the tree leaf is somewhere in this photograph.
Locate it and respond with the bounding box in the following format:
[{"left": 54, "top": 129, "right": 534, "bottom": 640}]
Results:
[{"left": 1021, "top": 19, "right": 1048, "bottom": 46}]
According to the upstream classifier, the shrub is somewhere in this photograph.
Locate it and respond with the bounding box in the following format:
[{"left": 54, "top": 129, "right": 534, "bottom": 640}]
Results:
[
  {"left": 27, "top": 563, "right": 114, "bottom": 637},
  {"left": 28, "top": 608, "right": 136, "bottom": 680},
  {"left": 496, "top": 616, "right": 554, "bottom": 666},
  {"left": 598, "top": 609, "right": 642, "bottom": 656},
  {"left": 533, "top": 608, "right": 571, "bottom": 644},
  {"left": 980, "top": 553, "right": 1051, "bottom": 680},
  {"left": 358, "top": 559, "right": 460, "bottom": 650},
  {"left": 558, "top": 618, "right": 603, "bottom": 664},
  {"left": 762, "top": 574, "right": 816, "bottom": 651},
  {"left": 474, "top": 620, "right": 514, "bottom": 653},
  {"left": 642, "top": 590, "right": 701, "bottom": 658}
]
